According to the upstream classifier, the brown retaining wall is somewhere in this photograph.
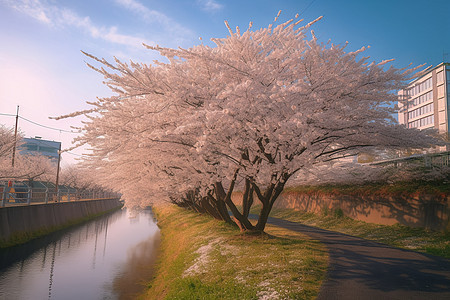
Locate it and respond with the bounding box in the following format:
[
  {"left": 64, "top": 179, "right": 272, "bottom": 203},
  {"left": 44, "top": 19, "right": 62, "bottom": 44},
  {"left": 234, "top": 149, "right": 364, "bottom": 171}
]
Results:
[
  {"left": 0, "top": 199, "right": 123, "bottom": 244},
  {"left": 232, "top": 192, "right": 449, "bottom": 231},
  {"left": 275, "top": 192, "right": 449, "bottom": 231}
]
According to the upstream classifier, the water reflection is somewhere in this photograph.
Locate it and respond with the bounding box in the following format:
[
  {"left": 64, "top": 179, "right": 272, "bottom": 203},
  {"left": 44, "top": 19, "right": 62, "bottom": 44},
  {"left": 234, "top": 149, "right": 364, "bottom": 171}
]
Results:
[
  {"left": 0, "top": 208, "right": 160, "bottom": 300},
  {"left": 112, "top": 231, "right": 161, "bottom": 299}
]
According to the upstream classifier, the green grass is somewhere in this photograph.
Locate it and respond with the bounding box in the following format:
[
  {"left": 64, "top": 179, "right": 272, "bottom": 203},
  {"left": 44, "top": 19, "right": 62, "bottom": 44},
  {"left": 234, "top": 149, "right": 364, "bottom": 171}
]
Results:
[
  {"left": 284, "top": 180, "right": 450, "bottom": 197},
  {"left": 268, "top": 207, "right": 450, "bottom": 259},
  {"left": 142, "top": 205, "right": 328, "bottom": 300}
]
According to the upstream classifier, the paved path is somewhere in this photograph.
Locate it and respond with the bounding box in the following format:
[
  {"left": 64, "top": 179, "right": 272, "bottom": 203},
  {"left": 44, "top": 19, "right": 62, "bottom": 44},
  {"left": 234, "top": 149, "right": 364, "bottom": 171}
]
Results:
[{"left": 267, "top": 217, "right": 450, "bottom": 300}]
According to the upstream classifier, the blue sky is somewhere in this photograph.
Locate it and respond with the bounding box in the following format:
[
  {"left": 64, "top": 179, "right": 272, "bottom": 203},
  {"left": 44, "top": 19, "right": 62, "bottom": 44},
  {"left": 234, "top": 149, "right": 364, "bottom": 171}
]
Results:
[{"left": 1, "top": 0, "right": 449, "bottom": 164}]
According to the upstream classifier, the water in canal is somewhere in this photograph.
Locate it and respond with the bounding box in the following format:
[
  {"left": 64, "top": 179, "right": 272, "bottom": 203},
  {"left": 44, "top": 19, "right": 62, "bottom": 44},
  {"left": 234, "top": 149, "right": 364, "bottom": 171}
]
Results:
[{"left": 0, "top": 208, "right": 160, "bottom": 300}]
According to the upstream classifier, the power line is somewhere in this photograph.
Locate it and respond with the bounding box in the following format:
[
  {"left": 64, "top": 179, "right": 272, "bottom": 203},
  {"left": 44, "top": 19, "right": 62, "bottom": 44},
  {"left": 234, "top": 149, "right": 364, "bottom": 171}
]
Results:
[
  {"left": 0, "top": 113, "right": 16, "bottom": 117},
  {"left": 65, "top": 151, "right": 86, "bottom": 157},
  {"left": 0, "top": 111, "right": 78, "bottom": 133},
  {"left": 19, "top": 116, "right": 77, "bottom": 133},
  {"left": 2, "top": 110, "right": 89, "bottom": 161},
  {"left": 301, "top": 0, "right": 317, "bottom": 17}
]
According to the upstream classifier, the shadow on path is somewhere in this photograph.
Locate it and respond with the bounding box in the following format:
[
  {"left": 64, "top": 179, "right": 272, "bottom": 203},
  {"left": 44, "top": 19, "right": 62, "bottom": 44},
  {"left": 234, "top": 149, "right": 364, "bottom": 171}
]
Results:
[{"left": 267, "top": 217, "right": 450, "bottom": 300}]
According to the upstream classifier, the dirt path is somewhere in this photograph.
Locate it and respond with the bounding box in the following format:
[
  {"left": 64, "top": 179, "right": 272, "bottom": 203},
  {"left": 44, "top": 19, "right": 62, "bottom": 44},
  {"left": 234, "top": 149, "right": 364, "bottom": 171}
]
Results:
[{"left": 267, "top": 217, "right": 450, "bottom": 300}]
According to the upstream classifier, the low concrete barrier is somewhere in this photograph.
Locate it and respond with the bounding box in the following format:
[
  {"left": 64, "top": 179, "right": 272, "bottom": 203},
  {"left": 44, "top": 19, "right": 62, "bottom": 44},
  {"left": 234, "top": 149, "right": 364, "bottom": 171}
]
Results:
[{"left": 0, "top": 198, "right": 123, "bottom": 245}]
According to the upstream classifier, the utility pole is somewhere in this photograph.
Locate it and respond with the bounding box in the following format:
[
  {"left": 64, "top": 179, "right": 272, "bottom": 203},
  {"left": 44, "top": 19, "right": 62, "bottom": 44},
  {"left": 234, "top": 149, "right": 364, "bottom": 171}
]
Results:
[
  {"left": 11, "top": 105, "right": 19, "bottom": 168},
  {"left": 55, "top": 144, "right": 62, "bottom": 202}
]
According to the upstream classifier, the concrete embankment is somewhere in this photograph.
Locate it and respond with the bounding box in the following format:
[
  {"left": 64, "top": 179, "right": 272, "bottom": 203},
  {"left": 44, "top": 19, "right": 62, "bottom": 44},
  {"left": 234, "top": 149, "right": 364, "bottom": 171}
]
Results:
[{"left": 0, "top": 199, "right": 123, "bottom": 246}]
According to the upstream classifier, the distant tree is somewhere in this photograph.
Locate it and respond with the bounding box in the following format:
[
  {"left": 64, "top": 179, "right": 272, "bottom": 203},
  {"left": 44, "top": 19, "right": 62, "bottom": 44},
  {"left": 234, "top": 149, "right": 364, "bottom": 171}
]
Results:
[
  {"left": 0, "top": 125, "right": 18, "bottom": 158},
  {"left": 59, "top": 164, "right": 103, "bottom": 190},
  {"left": 61, "top": 12, "right": 441, "bottom": 232},
  {"left": 0, "top": 153, "right": 55, "bottom": 182},
  {"left": 0, "top": 126, "right": 57, "bottom": 182}
]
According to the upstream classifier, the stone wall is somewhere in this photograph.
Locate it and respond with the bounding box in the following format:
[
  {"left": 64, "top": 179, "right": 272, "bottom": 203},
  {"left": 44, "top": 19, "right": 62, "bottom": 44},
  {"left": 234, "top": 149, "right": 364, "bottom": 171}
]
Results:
[{"left": 0, "top": 199, "right": 122, "bottom": 244}]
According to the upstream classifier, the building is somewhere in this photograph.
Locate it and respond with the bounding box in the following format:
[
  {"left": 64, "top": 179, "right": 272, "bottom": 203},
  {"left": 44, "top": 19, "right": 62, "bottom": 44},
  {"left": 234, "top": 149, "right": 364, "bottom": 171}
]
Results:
[
  {"left": 398, "top": 62, "right": 450, "bottom": 135},
  {"left": 19, "top": 137, "right": 61, "bottom": 161}
]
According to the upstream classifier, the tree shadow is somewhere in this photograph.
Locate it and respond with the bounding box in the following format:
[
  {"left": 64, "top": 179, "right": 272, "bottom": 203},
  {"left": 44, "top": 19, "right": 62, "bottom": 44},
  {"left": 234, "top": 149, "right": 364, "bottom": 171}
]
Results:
[{"left": 269, "top": 218, "right": 450, "bottom": 298}]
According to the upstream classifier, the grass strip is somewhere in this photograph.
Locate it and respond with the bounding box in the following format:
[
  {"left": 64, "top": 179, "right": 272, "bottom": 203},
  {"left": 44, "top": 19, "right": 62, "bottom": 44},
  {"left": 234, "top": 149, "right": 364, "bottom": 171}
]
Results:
[
  {"left": 142, "top": 205, "right": 328, "bottom": 300},
  {"left": 284, "top": 180, "right": 449, "bottom": 198},
  {"left": 268, "top": 207, "right": 450, "bottom": 259}
]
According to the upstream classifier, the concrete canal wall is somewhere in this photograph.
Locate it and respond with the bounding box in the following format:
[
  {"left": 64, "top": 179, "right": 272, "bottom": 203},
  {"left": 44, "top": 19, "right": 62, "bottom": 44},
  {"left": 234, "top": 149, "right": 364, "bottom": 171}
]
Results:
[{"left": 0, "top": 199, "right": 123, "bottom": 245}]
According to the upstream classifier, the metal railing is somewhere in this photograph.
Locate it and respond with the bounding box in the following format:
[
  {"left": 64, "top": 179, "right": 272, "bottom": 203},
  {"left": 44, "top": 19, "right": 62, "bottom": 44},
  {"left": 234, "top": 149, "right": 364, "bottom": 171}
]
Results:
[
  {"left": 0, "top": 181, "right": 120, "bottom": 207},
  {"left": 369, "top": 151, "right": 450, "bottom": 168}
]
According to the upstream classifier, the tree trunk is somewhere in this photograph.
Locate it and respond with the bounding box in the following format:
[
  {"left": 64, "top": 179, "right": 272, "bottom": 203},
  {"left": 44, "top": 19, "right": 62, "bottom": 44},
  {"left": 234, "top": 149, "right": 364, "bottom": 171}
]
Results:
[
  {"left": 200, "top": 196, "right": 223, "bottom": 220},
  {"left": 242, "top": 179, "right": 254, "bottom": 219},
  {"left": 207, "top": 194, "right": 232, "bottom": 223},
  {"left": 254, "top": 179, "right": 287, "bottom": 232},
  {"left": 215, "top": 181, "right": 255, "bottom": 231},
  {"left": 255, "top": 201, "right": 272, "bottom": 232}
]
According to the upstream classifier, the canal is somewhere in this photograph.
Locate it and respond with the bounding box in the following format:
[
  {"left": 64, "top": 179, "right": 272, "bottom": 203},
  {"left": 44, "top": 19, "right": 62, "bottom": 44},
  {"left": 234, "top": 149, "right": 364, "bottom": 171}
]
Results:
[{"left": 0, "top": 208, "right": 160, "bottom": 300}]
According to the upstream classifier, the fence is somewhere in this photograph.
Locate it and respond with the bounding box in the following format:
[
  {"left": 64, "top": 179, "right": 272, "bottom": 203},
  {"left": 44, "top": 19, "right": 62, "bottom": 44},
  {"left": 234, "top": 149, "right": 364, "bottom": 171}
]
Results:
[
  {"left": 370, "top": 150, "right": 450, "bottom": 168},
  {"left": 0, "top": 181, "right": 120, "bottom": 207}
]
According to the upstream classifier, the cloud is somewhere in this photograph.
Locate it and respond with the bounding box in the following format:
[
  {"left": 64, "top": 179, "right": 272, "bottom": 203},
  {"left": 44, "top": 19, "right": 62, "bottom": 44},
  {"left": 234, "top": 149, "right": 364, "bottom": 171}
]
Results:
[
  {"left": 114, "top": 0, "right": 169, "bottom": 24},
  {"left": 2, "top": 0, "right": 155, "bottom": 48},
  {"left": 197, "top": 0, "right": 223, "bottom": 12},
  {"left": 2, "top": 0, "right": 52, "bottom": 24},
  {"left": 114, "top": 0, "right": 194, "bottom": 38},
  {"left": 104, "top": 27, "right": 150, "bottom": 47}
]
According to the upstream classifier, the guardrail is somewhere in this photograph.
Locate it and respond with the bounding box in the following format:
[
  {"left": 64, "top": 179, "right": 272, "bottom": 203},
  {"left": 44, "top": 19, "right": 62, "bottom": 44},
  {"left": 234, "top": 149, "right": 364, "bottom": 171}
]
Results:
[
  {"left": 369, "top": 150, "right": 450, "bottom": 168},
  {"left": 0, "top": 182, "right": 120, "bottom": 207}
]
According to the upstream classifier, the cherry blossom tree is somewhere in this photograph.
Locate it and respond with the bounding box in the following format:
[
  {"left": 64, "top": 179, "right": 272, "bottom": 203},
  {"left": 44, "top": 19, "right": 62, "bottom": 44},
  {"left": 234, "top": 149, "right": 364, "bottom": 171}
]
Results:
[
  {"left": 61, "top": 12, "right": 440, "bottom": 232},
  {"left": 0, "top": 152, "right": 55, "bottom": 182},
  {"left": 59, "top": 165, "right": 94, "bottom": 189},
  {"left": 1, "top": 126, "right": 55, "bottom": 181},
  {"left": 0, "top": 125, "right": 18, "bottom": 159},
  {"left": 58, "top": 164, "right": 112, "bottom": 198}
]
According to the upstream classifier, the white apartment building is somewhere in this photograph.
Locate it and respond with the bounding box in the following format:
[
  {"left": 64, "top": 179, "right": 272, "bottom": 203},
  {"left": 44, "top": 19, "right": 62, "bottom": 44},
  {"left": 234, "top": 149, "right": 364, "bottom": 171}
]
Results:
[{"left": 398, "top": 62, "right": 450, "bottom": 134}]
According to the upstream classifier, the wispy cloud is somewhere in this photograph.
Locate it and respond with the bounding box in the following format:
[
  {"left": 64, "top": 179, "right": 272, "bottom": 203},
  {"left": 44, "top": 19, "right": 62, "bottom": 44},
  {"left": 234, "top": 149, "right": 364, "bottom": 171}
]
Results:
[
  {"left": 114, "top": 0, "right": 194, "bottom": 38},
  {"left": 2, "top": 0, "right": 52, "bottom": 24},
  {"left": 197, "top": 0, "right": 223, "bottom": 12},
  {"left": 114, "top": 0, "right": 170, "bottom": 24},
  {"left": 3, "top": 0, "right": 155, "bottom": 48}
]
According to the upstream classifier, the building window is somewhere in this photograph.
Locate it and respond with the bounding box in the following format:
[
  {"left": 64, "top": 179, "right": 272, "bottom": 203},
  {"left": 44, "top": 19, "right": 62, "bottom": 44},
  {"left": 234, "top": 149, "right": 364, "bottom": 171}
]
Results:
[
  {"left": 408, "top": 102, "right": 434, "bottom": 119},
  {"left": 437, "top": 71, "right": 444, "bottom": 83},
  {"left": 408, "top": 90, "right": 433, "bottom": 108},
  {"left": 408, "top": 114, "right": 434, "bottom": 128},
  {"left": 25, "top": 144, "right": 38, "bottom": 151},
  {"left": 407, "top": 77, "right": 432, "bottom": 97},
  {"left": 39, "top": 146, "right": 58, "bottom": 154}
]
